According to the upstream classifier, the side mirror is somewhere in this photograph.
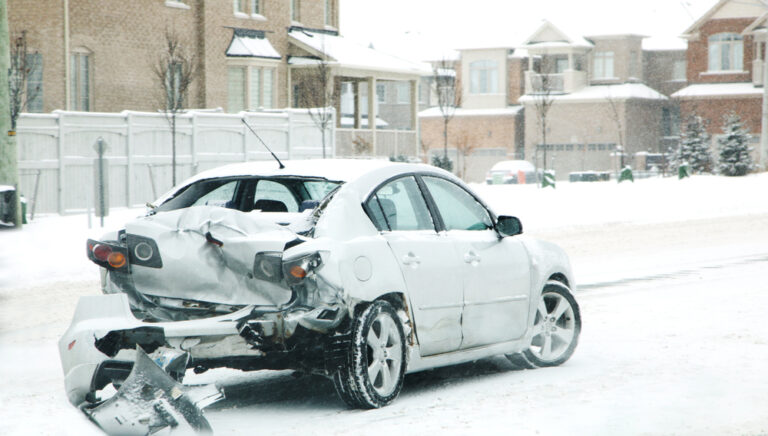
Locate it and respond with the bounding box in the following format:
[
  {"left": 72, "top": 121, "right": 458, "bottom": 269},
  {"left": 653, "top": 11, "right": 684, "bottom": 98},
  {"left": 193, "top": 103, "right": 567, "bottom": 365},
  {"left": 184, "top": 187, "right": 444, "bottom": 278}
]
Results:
[{"left": 496, "top": 215, "right": 523, "bottom": 237}]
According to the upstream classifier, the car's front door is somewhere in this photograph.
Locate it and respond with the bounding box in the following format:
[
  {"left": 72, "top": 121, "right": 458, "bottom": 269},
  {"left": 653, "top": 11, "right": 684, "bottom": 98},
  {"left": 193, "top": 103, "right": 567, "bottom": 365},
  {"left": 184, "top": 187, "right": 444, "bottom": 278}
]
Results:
[
  {"left": 420, "top": 176, "right": 531, "bottom": 348},
  {"left": 365, "top": 175, "right": 464, "bottom": 356}
]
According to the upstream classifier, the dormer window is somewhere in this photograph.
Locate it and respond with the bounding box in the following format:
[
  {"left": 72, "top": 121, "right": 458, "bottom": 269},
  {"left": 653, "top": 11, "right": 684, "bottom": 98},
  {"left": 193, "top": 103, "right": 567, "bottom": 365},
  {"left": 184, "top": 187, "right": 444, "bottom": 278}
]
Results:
[{"left": 708, "top": 33, "right": 743, "bottom": 72}]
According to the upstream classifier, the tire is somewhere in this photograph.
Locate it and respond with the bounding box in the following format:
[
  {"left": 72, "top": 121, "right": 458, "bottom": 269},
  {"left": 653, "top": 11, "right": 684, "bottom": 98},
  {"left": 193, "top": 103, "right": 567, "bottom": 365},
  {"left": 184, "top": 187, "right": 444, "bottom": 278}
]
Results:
[
  {"left": 508, "top": 281, "right": 581, "bottom": 368},
  {"left": 329, "top": 300, "right": 407, "bottom": 409}
]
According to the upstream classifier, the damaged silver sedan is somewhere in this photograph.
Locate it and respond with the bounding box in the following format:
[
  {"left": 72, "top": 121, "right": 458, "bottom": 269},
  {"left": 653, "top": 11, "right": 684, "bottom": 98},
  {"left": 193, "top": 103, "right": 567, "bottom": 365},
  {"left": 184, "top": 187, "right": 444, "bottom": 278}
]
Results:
[{"left": 60, "top": 159, "right": 581, "bottom": 422}]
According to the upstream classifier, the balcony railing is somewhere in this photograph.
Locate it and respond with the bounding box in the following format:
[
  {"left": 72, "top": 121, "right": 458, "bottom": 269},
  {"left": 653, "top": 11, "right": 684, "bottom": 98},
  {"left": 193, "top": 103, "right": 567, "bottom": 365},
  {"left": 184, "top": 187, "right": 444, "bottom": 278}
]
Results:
[
  {"left": 527, "top": 73, "right": 564, "bottom": 93},
  {"left": 525, "top": 70, "right": 587, "bottom": 95}
]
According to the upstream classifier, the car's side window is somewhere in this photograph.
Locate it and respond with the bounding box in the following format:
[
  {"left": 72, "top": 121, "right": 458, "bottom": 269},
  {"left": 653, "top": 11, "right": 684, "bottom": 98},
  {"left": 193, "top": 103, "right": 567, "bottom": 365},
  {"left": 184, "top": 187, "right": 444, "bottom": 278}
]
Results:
[
  {"left": 191, "top": 180, "right": 239, "bottom": 208},
  {"left": 366, "top": 176, "right": 434, "bottom": 231},
  {"left": 254, "top": 180, "right": 299, "bottom": 212},
  {"left": 422, "top": 176, "right": 493, "bottom": 231}
]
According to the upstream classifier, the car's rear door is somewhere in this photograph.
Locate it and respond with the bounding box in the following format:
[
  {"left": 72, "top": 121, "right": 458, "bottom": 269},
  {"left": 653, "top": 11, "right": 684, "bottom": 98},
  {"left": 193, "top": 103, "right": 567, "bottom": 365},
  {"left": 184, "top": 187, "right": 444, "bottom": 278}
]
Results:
[
  {"left": 365, "top": 175, "right": 464, "bottom": 356},
  {"left": 420, "top": 175, "right": 531, "bottom": 349}
]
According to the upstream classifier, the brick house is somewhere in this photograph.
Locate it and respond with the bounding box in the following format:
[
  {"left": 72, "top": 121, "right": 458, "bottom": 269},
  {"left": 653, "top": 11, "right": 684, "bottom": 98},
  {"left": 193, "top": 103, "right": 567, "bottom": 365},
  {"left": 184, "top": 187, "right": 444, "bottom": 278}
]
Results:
[
  {"left": 518, "top": 21, "right": 686, "bottom": 179},
  {"left": 420, "top": 20, "right": 686, "bottom": 181},
  {"left": 9, "top": 0, "right": 426, "bottom": 156},
  {"left": 673, "top": 0, "right": 768, "bottom": 165}
]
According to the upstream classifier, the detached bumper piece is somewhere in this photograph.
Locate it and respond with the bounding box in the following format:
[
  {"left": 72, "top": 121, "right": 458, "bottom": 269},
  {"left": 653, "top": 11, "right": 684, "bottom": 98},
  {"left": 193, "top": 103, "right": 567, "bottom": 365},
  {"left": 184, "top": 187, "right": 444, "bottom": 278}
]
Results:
[{"left": 83, "top": 347, "right": 223, "bottom": 435}]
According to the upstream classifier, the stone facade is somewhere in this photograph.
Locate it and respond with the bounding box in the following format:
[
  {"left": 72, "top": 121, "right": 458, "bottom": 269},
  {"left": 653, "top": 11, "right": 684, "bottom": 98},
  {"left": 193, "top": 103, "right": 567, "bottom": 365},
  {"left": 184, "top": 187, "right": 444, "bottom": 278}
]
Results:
[
  {"left": 522, "top": 98, "right": 666, "bottom": 178},
  {"left": 8, "top": 0, "right": 338, "bottom": 113}
]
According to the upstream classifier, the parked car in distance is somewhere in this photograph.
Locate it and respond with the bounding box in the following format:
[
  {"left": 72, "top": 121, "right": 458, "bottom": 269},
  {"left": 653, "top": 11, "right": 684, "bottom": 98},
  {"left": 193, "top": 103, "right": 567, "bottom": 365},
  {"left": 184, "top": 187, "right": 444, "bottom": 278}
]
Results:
[
  {"left": 486, "top": 160, "right": 537, "bottom": 184},
  {"left": 60, "top": 159, "right": 580, "bottom": 414}
]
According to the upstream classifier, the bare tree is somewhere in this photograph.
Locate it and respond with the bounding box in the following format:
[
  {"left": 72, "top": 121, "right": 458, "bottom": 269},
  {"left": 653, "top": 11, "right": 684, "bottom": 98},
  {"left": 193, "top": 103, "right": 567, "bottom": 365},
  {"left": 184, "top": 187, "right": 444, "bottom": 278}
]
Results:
[
  {"left": 604, "top": 92, "right": 626, "bottom": 171},
  {"left": 9, "top": 31, "right": 40, "bottom": 131},
  {"left": 296, "top": 37, "right": 338, "bottom": 159},
  {"left": 433, "top": 58, "right": 461, "bottom": 166},
  {"left": 2, "top": 30, "right": 39, "bottom": 227},
  {"left": 531, "top": 67, "right": 556, "bottom": 181},
  {"left": 153, "top": 30, "right": 197, "bottom": 186},
  {"left": 454, "top": 130, "right": 479, "bottom": 180}
]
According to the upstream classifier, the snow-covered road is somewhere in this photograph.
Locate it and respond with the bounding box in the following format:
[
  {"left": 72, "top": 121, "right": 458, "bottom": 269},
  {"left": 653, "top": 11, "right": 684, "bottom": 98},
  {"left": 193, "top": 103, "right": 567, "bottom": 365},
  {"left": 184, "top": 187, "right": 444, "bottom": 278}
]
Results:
[{"left": 2, "top": 214, "right": 767, "bottom": 435}]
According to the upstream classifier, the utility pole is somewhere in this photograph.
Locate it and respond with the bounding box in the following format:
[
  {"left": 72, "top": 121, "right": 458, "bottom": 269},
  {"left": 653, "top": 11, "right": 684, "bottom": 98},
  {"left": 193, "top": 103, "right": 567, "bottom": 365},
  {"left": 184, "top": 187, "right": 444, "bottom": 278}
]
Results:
[
  {"left": 762, "top": 30, "right": 768, "bottom": 169},
  {"left": 0, "top": 0, "right": 22, "bottom": 227}
]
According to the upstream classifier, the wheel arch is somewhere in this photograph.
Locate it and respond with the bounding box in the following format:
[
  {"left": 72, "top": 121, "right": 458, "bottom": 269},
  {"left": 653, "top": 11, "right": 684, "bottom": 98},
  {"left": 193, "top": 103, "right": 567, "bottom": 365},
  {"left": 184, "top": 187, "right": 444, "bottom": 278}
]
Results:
[
  {"left": 350, "top": 291, "right": 416, "bottom": 349},
  {"left": 547, "top": 273, "right": 570, "bottom": 288}
]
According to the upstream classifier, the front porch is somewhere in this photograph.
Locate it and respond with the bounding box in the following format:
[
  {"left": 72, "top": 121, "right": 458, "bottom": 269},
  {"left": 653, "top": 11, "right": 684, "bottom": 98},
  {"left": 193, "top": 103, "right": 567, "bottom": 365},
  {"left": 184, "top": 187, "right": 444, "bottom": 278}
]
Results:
[{"left": 288, "top": 28, "right": 429, "bottom": 159}]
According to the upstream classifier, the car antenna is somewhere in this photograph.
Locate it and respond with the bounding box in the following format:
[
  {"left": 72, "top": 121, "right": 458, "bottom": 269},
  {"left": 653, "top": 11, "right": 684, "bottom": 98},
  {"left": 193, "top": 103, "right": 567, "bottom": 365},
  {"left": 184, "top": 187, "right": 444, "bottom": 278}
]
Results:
[{"left": 241, "top": 118, "right": 285, "bottom": 169}]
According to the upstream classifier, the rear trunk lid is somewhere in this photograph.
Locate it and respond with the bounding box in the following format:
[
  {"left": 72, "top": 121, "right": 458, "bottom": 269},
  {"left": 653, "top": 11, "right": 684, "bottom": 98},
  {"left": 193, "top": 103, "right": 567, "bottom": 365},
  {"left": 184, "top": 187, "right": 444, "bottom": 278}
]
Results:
[{"left": 122, "top": 206, "right": 301, "bottom": 306}]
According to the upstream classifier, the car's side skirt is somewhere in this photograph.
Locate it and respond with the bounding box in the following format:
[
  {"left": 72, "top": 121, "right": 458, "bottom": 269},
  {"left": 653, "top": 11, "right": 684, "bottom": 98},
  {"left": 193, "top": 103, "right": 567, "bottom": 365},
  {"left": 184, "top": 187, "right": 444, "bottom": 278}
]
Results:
[{"left": 405, "top": 336, "right": 529, "bottom": 374}]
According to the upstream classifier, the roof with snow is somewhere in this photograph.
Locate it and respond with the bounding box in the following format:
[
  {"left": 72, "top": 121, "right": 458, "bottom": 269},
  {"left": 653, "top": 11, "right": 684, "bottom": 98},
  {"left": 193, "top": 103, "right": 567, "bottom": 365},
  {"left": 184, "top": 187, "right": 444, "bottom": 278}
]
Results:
[
  {"left": 522, "top": 20, "right": 593, "bottom": 50},
  {"left": 518, "top": 83, "right": 668, "bottom": 104},
  {"left": 288, "top": 29, "right": 432, "bottom": 77},
  {"left": 418, "top": 106, "right": 523, "bottom": 118},
  {"left": 226, "top": 29, "right": 281, "bottom": 59},
  {"left": 672, "top": 82, "right": 764, "bottom": 99},
  {"left": 682, "top": 0, "right": 767, "bottom": 38}
]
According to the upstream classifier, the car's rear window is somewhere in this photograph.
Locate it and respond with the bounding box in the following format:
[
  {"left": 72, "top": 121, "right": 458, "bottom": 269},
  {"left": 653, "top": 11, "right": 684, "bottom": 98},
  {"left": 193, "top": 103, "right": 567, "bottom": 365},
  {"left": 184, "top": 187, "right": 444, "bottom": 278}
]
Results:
[{"left": 154, "top": 177, "right": 342, "bottom": 214}]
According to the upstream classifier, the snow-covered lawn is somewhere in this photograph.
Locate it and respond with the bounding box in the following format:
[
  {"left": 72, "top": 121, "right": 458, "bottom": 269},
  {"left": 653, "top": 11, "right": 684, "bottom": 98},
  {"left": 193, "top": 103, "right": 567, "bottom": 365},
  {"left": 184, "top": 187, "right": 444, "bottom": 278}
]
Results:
[{"left": 1, "top": 173, "right": 767, "bottom": 435}]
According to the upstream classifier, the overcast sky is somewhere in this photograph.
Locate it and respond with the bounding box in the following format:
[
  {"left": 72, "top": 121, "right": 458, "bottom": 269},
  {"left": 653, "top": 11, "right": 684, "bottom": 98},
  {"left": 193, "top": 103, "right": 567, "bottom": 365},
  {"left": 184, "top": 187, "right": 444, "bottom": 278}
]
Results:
[{"left": 339, "top": 0, "right": 721, "bottom": 60}]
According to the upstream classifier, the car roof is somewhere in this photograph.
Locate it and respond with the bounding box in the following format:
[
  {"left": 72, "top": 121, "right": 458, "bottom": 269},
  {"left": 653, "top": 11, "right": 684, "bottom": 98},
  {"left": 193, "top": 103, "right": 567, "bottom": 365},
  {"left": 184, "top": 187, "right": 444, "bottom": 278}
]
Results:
[
  {"left": 153, "top": 159, "right": 452, "bottom": 205},
  {"left": 188, "top": 159, "right": 396, "bottom": 183}
]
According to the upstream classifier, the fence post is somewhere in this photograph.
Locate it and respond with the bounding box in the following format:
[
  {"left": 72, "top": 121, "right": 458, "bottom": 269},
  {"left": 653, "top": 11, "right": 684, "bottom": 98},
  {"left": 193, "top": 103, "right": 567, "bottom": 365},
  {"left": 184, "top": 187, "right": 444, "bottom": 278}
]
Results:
[
  {"left": 191, "top": 111, "right": 198, "bottom": 175},
  {"left": 242, "top": 112, "right": 248, "bottom": 162},
  {"left": 286, "top": 112, "right": 292, "bottom": 160},
  {"left": 56, "top": 112, "right": 65, "bottom": 214},
  {"left": 126, "top": 111, "right": 133, "bottom": 207},
  {"left": 331, "top": 109, "right": 336, "bottom": 158}
]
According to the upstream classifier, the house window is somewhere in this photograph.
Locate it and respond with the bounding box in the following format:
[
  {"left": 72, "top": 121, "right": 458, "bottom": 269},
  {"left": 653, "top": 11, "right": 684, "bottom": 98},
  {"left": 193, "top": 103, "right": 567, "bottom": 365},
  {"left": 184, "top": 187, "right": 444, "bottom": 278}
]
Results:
[
  {"left": 325, "top": 0, "right": 335, "bottom": 27},
  {"left": 469, "top": 60, "right": 498, "bottom": 94},
  {"left": 228, "top": 67, "right": 246, "bottom": 112},
  {"left": 396, "top": 82, "right": 409, "bottom": 104},
  {"left": 673, "top": 60, "right": 686, "bottom": 80},
  {"left": 27, "top": 53, "right": 43, "bottom": 113},
  {"left": 555, "top": 57, "right": 569, "bottom": 73},
  {"left": 629, "top": 50, "right": 639, "bottom": 78},
  {"left": 228, "top": 64, "right": 276, "bottom": 112},
  {"left": 234, "top": 0, "right": 259, "bottom": 15},
  {"left": 593, "top": 51, "right": 614, "bottom": 79},
  {"left": 376, "top": 83, "right": 387, "bottom": 103},
  {"left": 708, "top": 33, "right": 743, "bottom": 72},
  {"left": 70, "top": 52, "right": 90, "bottom": 111},
  {"left": 291, "top": 0, "right": 300, "bottom": 22}
]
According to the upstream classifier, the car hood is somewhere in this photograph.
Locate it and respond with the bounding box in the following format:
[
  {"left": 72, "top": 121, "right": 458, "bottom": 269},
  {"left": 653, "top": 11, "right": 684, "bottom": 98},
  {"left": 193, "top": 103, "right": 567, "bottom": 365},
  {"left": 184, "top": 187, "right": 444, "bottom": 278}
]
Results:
[{"left": 122, "top": 206, "right": 301, "bottom": 306}]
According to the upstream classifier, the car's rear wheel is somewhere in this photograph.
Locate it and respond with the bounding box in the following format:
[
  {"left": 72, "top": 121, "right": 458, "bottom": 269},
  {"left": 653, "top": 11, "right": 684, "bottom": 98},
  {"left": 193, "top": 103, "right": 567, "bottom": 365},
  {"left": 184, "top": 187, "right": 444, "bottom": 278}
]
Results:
[
  {"left": 508, "top": 281, "right": 580, "bottom": 368},
  {"left": 330, "top": 300, "right": 406, "bottom": 409}
]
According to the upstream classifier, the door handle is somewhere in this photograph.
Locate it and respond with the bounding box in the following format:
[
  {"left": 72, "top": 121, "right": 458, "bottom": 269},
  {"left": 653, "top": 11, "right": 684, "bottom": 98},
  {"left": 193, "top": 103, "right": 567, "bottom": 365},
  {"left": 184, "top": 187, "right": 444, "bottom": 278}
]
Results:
[
  {"left": 464, "top": 251, "right": 481, "bottom": 264},
  {"left": 402, "top": 252, "right": 421, "bottom": 267}
]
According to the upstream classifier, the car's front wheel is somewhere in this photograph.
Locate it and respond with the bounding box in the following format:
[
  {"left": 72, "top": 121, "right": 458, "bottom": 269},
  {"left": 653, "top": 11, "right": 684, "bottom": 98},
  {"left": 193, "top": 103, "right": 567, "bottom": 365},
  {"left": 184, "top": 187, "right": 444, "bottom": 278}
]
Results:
[
  {"left": 508, "top": 281, "right": 581, "bottom": 368},
  {"left": 330, "top": 300, "right": 406, "bottom": 409}
]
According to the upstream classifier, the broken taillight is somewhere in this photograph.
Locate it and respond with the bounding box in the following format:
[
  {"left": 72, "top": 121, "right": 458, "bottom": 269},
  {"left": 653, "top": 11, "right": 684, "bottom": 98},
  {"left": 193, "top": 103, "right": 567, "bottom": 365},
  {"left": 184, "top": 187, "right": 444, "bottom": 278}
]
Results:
[{"left": 87, "top": 239, "right": 129, "bottom": 272}]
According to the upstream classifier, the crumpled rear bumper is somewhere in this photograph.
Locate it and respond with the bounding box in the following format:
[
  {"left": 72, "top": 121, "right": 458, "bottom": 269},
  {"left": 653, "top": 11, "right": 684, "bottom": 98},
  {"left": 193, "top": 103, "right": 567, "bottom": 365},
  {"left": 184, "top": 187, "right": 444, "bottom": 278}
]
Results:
[{"left": 59, "top": 293, "right": 344, "bottom": 406}]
